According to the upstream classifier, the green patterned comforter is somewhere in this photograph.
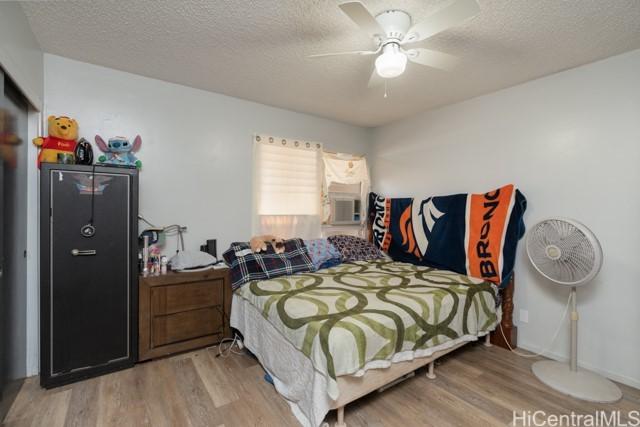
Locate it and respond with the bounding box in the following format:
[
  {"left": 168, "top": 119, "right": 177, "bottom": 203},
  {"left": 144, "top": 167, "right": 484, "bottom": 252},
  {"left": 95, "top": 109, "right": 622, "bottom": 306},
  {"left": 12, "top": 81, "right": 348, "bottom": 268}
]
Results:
[{"left": 236, "top": 260, "right": 499, "bottom": 397}]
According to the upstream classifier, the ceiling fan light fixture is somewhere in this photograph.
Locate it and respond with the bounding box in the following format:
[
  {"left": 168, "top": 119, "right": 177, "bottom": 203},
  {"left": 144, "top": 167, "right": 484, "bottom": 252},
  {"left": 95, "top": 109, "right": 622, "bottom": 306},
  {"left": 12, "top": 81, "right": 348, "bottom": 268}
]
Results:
[{"left": 375, "top": 43, "right": 407, "bottom": 79}]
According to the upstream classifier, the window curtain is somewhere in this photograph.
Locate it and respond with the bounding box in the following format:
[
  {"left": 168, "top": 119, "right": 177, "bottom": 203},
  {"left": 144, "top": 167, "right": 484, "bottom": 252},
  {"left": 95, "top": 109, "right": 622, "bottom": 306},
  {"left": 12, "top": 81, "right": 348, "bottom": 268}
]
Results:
[
  {"left": 322, "top": 153, "right": 371, "bottom": 225},
  {"left": 253, "top": 134, "right": 323, "bottom": 239}
]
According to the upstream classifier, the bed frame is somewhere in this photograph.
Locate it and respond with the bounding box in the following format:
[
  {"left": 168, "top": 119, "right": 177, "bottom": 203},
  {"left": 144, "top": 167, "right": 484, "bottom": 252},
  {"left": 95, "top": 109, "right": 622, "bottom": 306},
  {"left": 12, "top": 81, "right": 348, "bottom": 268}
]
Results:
[{"left": 325, "top": 220, "right": 519, "bottom": 427}]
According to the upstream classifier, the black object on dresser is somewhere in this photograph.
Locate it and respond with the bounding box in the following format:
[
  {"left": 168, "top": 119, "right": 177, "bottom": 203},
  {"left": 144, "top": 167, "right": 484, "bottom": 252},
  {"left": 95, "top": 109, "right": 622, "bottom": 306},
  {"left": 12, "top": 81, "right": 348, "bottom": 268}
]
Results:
[{"left": 39, "top": 163, "right": 139, "bottom": 388}]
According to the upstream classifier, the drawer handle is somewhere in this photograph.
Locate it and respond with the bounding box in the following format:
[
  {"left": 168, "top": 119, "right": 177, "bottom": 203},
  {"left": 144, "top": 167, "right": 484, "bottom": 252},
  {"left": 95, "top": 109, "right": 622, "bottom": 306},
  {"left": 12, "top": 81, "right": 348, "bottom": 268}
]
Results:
[{"left": 71, "top": 249, "right": 97, "bottom": 256}]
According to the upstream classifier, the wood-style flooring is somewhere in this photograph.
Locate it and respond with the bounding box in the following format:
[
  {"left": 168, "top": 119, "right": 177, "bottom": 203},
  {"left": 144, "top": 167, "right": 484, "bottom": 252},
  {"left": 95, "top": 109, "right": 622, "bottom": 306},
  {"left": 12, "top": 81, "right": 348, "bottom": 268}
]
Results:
[{"left": 2, "top": 343, "right": 638, "bottom": 426}]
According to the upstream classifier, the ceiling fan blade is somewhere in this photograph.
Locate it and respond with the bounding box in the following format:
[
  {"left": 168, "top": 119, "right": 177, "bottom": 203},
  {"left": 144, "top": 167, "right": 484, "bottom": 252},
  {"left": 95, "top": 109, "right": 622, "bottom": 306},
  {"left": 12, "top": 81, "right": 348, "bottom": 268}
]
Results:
[
  {"left": 368, "top": 68, "right": 384, "bottom": 88},
  {"left": 405, "top": 48, "right": 459, "bottom": 71},
  {"left": 308, "top": 50, "right": 378, "bottom": 58},
  {"left": 339, "top": 2, "right": 385, "bottom": 37},
  {"left": 402, "top": 0, "right": 480, "bottom": 44}
]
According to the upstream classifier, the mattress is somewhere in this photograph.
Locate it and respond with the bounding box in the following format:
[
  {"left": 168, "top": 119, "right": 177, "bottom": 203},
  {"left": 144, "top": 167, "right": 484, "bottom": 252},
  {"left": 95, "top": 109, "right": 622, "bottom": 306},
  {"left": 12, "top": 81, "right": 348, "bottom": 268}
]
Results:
[{"left": 231, "top": 260, "right": 501, "bottom": 427}]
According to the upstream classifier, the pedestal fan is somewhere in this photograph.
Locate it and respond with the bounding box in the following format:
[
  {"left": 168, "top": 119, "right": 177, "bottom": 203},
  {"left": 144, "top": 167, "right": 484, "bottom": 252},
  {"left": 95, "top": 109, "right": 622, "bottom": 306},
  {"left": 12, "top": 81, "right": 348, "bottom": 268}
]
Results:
[{"left": 526, "top": 218, "right": 622, "bottom": 403}]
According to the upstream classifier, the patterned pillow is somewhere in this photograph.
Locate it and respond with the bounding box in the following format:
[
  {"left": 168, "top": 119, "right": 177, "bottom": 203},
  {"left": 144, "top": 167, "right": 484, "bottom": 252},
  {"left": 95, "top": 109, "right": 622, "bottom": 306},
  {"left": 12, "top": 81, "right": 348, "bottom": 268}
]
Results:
[
  {"left": 327, "top": 235, "right": 386, "bottom": 262},
  {"left": 304, "top": 238, "right": 342, "bottom": 270}
]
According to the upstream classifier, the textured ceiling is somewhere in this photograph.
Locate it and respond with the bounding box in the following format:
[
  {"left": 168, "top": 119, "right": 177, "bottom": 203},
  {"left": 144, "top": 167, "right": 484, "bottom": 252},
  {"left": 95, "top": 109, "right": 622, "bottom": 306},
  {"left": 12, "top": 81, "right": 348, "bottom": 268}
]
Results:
[{"left": 20, "top": 0, "right": 640, "bottom": 127}]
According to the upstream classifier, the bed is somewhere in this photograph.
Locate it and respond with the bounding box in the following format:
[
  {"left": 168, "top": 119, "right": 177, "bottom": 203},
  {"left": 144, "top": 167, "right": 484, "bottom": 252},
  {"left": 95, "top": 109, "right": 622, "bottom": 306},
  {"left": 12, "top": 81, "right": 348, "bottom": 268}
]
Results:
[{"left": 230, "top": 258, "right": 516, "bottom": 427}]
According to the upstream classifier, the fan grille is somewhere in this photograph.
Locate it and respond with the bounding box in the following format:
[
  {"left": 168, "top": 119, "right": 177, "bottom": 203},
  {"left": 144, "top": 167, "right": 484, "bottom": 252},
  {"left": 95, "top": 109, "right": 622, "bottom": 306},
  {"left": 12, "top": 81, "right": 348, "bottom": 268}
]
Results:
[{"left": 526, "top": 219, "right": 602, "bottom": 286}]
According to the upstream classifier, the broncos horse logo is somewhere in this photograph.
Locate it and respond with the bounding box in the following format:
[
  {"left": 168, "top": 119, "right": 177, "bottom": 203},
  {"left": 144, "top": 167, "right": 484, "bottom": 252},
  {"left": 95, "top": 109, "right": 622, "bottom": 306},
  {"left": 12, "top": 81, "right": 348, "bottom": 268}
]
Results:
[{"left": 399, "top": 197, "right": 445, "bottom": 259}]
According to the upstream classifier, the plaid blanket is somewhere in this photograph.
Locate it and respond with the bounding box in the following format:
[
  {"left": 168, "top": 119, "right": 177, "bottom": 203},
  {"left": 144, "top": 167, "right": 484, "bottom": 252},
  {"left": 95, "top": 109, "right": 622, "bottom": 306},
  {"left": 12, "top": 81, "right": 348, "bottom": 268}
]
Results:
[{"left": 223, "top": 238, "right": 314, "bottom": 290}]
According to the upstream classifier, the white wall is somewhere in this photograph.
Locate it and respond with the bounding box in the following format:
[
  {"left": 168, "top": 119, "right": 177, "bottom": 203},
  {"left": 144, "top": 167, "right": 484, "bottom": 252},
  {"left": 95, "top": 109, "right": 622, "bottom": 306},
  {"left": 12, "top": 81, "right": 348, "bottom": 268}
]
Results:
[
  {"left": 0, "top": 2, "right": 43, "bottom": 109},
  {"left": 44, "top": 54, "right": 370, "bottom": 254},
  {"left": 370, "top": 49, "right": 640, "bottom": 388}
]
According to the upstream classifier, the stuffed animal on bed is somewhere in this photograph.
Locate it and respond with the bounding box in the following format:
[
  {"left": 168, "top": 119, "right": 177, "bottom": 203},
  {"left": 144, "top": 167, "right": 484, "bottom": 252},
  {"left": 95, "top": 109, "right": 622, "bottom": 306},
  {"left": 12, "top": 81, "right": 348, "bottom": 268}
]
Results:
[
  {"left": 32, "top": 116, "right": 79, "bottom": 168},
  {"left": 95, "top": 135, "right": 142, "bottom": 168},
  {"left": 250, "top": 235, "right": 285, "bottom": 254}
]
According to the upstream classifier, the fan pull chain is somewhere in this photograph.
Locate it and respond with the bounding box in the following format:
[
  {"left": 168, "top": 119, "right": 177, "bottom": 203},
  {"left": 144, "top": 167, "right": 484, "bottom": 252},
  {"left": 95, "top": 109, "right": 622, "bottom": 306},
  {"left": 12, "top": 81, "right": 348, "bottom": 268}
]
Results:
[
  {"left": 498, "top": 290, "right": 572, "bottom": 358},
  {"left": 384, "top": 80, "right": 388, "bottom": 99}
]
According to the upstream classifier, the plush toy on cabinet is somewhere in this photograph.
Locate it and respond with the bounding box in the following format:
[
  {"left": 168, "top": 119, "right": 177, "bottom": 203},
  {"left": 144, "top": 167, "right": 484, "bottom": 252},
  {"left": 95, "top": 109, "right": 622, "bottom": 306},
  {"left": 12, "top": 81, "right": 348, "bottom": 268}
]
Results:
[
  {"left": 95, "top": 135, "right": 142, "bottom": 168},
  {"left": 32, "top": 115, "right": 79, "bottom": 168}
]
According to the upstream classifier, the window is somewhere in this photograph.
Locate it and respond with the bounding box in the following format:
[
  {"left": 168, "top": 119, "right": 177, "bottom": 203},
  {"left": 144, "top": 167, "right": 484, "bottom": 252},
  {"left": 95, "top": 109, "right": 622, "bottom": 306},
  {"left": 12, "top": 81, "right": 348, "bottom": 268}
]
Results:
[
  {"left": 322, "top": 153, "right": 370, "bottom": 228},
  {"left": 253, "top": 135, "right": 322, "bottom": 239}
]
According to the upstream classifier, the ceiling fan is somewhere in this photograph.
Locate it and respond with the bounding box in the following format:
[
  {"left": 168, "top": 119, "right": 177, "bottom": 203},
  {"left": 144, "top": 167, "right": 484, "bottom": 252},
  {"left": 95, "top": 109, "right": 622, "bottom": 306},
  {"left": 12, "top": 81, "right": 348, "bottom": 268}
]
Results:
[{"left": 309, "top": 0, "right": 480, "bottom": 87}]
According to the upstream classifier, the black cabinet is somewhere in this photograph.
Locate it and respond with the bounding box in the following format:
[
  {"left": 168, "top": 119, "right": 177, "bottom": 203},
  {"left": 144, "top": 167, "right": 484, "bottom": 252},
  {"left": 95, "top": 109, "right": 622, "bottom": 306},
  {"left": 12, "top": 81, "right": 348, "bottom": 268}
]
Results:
[{"left": 40, "top": 164, "right": 138, "bottom": 388}]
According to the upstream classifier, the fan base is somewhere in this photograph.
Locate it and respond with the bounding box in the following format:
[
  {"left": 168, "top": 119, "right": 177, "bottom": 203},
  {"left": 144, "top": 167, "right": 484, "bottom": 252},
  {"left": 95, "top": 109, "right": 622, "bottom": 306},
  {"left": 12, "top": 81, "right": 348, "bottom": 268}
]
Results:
[
  {"left": 375, "top": 10, "right": 411, "bottom": 41},
  {"left": 532, "top": 360, "right": 622, "bottom": 403}
]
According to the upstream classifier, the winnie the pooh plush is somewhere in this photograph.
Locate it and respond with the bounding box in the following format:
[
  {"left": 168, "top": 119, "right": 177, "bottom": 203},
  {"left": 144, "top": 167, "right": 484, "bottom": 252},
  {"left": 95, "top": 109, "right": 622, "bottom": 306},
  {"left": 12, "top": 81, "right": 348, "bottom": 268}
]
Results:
[
  {"left": 33, "top": 115, "right": 79, "bottom": 168},
  {"left": 250, "top": 235, "right": 285, "bottom": 254}
]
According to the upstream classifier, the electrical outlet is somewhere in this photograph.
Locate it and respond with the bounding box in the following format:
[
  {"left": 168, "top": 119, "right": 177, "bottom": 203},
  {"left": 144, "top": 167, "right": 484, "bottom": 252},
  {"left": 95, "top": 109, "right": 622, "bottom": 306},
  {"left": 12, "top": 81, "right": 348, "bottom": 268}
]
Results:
[{"left": 519, "top": 309, "right": 529, "bottom": 323}]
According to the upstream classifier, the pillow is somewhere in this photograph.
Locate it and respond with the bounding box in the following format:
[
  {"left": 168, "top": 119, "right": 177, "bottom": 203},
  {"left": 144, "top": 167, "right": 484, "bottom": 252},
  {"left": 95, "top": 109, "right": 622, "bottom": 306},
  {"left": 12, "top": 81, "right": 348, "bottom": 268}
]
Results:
[
  {"left": 169, "top": 250, "right": 217, "bottom": 271},
  {"left": 304, "top": 238, "right": 342, "bottom": 270},
  {"left": 223, "top": 238, "right": 314, "bottom": 290},
  {"left": 326, "top": 235, "right": 386, "bottom": 262}
]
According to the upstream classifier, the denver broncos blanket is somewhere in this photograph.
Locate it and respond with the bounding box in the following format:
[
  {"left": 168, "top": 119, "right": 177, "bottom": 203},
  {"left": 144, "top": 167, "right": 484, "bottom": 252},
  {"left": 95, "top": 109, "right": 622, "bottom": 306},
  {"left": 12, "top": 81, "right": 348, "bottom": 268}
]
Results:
[{"left": 368, "top": 184, "right": 527, "bottom": 287}]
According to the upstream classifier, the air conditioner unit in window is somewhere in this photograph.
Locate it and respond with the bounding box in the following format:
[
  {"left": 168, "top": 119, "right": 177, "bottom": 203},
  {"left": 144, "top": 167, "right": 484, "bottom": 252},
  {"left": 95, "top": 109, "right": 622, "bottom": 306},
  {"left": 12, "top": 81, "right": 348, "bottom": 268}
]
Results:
[{"left": 330, "top": 197, "right": 361, "bottom": 225}]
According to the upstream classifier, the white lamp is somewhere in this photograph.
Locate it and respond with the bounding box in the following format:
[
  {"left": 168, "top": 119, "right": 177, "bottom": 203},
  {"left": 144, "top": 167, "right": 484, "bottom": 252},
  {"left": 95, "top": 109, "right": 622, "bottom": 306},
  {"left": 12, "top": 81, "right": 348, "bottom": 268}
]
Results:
[{"left": 375, "top": 44, "right": 407, "bottom": 79}]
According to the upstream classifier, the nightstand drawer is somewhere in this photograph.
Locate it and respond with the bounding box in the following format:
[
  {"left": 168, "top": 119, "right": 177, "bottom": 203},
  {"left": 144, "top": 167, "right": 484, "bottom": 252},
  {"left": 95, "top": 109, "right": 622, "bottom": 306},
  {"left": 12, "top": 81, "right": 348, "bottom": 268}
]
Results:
[
  {"left": 151, "top": 280, "right": 223, "bottom": 315},
  {"left": 152, "top": 307, "right": 222, "bottom": 347},
  {"left": 139, "top": 268, "right": 231, "bottom": 361}
]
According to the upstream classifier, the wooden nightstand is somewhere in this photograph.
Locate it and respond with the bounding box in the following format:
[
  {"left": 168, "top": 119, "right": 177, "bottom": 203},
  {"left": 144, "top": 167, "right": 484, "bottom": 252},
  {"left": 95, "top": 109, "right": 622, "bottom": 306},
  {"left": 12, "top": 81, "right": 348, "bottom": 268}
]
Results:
[{"left": 138, "top": 267, "right": 232, "bottom": 361}]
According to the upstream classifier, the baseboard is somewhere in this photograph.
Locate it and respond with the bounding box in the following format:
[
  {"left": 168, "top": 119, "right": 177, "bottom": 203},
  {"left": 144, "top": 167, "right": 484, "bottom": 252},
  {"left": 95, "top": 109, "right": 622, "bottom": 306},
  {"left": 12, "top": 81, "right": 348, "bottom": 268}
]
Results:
[{"left": 518, "top": 341, "right": 640, "bottom": 390}]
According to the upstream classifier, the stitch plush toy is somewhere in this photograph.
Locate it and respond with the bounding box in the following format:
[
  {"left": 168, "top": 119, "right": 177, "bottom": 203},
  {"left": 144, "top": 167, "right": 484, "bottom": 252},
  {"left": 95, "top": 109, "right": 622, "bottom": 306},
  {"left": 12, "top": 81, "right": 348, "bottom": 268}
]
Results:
[
  {"left": 95, "top": 135, "right": 142, "bottom": 168},
  {"left": 32, "top": 116, "right": 79, "bottom": 168},
  {"left": 250, "top": 235, "right": 285, "bottom": 254}
]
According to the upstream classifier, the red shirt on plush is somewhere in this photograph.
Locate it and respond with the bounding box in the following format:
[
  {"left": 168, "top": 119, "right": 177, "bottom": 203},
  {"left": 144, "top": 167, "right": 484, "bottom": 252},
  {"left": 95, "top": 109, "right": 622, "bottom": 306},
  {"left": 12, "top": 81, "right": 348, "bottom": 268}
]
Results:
[{"left": 37, "top": 136, "right": 76, "bottom": 165}]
